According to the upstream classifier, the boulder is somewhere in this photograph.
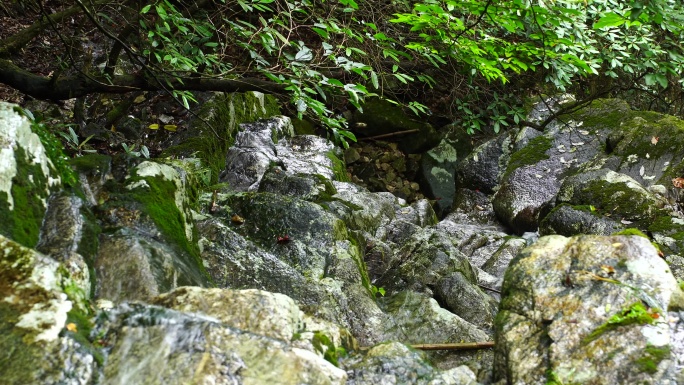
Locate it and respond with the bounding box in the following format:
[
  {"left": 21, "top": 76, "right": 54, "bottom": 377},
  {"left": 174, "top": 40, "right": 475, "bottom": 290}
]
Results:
[
  {"left": 93, "top": 158, "right": 212, "bottom": 302},
  {"left": 539, "top": 203, "right": 625, "bottom": 236},
  {"left": 494, "top": 234, "right": 684, "bottom": 384},
  {"left": 95, "top": 301, "right": 347, "bottom": 385},
  {"left": 0, "top": 235, "right": 97, "bottom": 385},
  {"left": 556, "top": 168, "right": 664, "bottom": 223},
  {"left": 0, "top": 102, "right": 62, "bottom": 247},
  {"left": 418, "top": 138, "right": 459, "bottom": 217},
  {"left": 345, "top": 342, "right": 480, "bottom": 385}
]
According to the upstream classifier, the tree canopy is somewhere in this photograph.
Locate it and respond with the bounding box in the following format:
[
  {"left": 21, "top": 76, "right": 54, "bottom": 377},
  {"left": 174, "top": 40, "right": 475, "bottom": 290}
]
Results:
[{"left": 1, "top": 0, "right": 684, "bottom": 144}]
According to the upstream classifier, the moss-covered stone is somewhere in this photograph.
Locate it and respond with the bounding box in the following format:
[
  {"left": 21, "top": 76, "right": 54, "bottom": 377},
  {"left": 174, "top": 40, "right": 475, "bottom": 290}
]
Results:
[
  {"left": 504, "top": 135, "right": 553, "bottom": 179},
  {"left": 0, "top": 103, "right": 62, "bottom": 248},
  {"left": 161, "top": 92, "right": 280, "bottom": 184}
]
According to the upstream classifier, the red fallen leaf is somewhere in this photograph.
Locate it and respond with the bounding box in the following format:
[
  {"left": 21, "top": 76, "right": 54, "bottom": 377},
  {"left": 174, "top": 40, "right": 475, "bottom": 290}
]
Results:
[
  {"left": 649, "top": 312, "right": 660, "bottom": 319},
  {"left": 277, "top": 235, "right": 291, "bottom": 244},
  {"left": 673, "top": 177, "right": 684, "bottom": 188}
]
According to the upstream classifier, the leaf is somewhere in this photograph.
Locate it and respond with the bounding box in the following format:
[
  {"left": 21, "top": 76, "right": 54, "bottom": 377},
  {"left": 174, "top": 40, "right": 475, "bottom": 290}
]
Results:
[
  {"left": 593, "top": 13, "right": 625, "bottom": 29},
  {"left": 163, "top": 125, "right": 177, "bottom": 132},
  {"left": 370, "top": 71, "right": 379, "bottom": 89},
  {"left": 66, "top": 323, "right": 78, "bottom": 332},
  {"left": 651, "top": 136, "right": 659, "bottom": 145},
  {"left": 149, "top": 124, "right": 160, "bottom": 130},
  {"left": 295, "top": 46, "right": 313, "bottom": 62}
]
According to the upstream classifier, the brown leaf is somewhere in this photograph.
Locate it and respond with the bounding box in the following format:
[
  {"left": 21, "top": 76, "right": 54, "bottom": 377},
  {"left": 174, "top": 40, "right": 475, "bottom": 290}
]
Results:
[
  {"left": 231, "top": 214, "right": 245, "bottom": 224},
  {"left": 673, "top": 177, "right": 684, "bottom": 189}
]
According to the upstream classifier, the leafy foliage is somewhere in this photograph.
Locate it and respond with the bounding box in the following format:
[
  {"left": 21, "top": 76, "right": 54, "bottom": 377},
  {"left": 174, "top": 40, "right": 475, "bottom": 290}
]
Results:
[{"left": 3, "top": 0, "right": 684, "bottom": 141}]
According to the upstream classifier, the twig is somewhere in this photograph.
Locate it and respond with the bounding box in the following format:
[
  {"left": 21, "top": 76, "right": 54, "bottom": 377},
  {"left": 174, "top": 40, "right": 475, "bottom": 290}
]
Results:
[
  {"left": 410, "top": 342, "right": 495, "bottom": 351},
  {"left": 359, "top": 341, "right": 495, "bottom": 351},
  {"left": 359, "top": 129, "right": 420, "bottom": 141},
  {"left": 477, "top": 283, "right": 501, "bottom": 294}
]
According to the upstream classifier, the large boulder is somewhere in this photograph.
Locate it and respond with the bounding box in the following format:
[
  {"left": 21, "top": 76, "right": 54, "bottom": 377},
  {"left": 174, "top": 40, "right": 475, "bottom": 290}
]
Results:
[
  {"left": 95, "top": 289, "right": 347, "bottom": 385},
  {"left": 0, "top": 102, "right": 62, "bottom": 247},
  {"left": 162, "top": 91, "right": 281, "bottom": 183},
  {"left": 0, "top": 235, "right": 97, "bottom": 385},
  {"left": 92, "top": 158, "right": 212, "bottom": 302},
  {"left": 494, "top": 234, "right": 684, "bottom": 385}
]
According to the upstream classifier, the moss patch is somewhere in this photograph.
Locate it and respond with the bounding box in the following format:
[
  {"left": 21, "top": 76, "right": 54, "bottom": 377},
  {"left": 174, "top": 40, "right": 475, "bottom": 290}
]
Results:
[
  {"left": 326, "top": 151, "right": 350, "bottom": 182},
  {"left": 0, "top": 147, "right": 50, "bottom": 247},
  {"left": 30, "top": 119, "right": 76, "bottom": 188},
  {"left": 574, "top": 179, "right": 659, "bottom": 222},
  {"left": 636, "top": 344, "right": 670, "bottom": 374},
  {"left": 504, "top": 135, "right": 553, "bottom": 179}
]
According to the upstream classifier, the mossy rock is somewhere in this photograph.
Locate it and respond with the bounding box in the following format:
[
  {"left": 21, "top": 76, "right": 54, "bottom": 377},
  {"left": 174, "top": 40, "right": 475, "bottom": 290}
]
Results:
[
  {"left": 539, "top": 203, "right": 624, "bottom": 236},
  {"left": 503, "top": 134, "right": 553, "bottom": 179},
  {"left": 0, "top": 103, "right": 63, "bottom": 248},
  {"left": 162, "top": 92, "right": 281, "bottom": 184},
  {"left": 557, "top": 169, "right": 663, "bottom": 223}
]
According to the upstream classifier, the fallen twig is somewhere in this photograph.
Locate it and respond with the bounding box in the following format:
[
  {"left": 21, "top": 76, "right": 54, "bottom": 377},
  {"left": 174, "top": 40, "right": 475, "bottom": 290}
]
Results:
[
  {"left": 359, "top": 129, "right": 420, "bottom": 141},
  {"left": 410, "top": 342, "right": 495, "bottom": 351}
]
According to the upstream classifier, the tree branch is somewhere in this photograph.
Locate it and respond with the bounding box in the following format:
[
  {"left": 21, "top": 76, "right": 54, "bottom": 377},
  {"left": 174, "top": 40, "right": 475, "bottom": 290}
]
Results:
[
  {"left": 0, "top": 58, "right": 287, "bottom": 100},
  {"left": 0, "top": 0, "right": 112, "bottom": 58}
]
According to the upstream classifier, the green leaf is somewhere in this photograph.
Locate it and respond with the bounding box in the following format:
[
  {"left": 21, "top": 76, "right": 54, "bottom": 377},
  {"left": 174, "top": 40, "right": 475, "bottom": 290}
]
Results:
[
  {"left": 370, "top": 71, "right": 379, "bottom": 89},
  {"left": 593, "top": 13, "right": 626, "bottom": 29}
]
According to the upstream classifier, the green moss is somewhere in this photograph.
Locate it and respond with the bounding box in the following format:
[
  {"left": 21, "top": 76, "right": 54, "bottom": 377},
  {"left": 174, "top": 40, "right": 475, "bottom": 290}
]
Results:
[
  {"left": 29, "top": 119, "right": 77, "bottom": 187},
  {"left": 583, "top": 302, "right": 659, "bottom": 344},
  {"left": 613, "top": 228, "right": 649, "bottom": 238},
  {"left": 326, "top": 151, "right": 350, "bottom": 182},
  {"left": 124, "top": 170, "right": 211, "bottom": 284},
  {"left": 636, "top": 344, "right": 670, "bottom": 374},
  {"left": 504, "top": 135, "right": 553, "bottom": 179},
  {"left": 312, "top": 331, "right": 347, "bottom": 367},
  {"left": 581, "top": 179, "right": 658, "bottom": 221},
  {"left": 0, "top": 147, "right": 50, "bottom": 247}
]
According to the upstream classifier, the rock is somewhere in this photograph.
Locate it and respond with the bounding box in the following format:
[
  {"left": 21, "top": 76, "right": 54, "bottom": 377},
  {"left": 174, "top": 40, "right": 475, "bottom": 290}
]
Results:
[
  {"left": 556, "top": 168, "right": 664, "bottom": 223},
  {"left": 94, "top": 158, "right": 212, "bottom": 301},
  {"left": 0, "top": 235, "right": 97, "bottom": 385},
  {"left": 480, "top": 236, "right": 526, "bottom": 286},
  {"left": 344, "top": 342, "right": 480, "bottom": 385},
  {"left": 95, "top": 302, "right": 347, "bottom": 385},
  {"left": 331, "top": 182, "right": 398, "bottom": 234},
  {"left": 36, "top": 192, "right": 100, "bottom": 306},
  {"left": 162, "top": 91, "right": 281, "bottom": 183},
  {"left": 455, "top": 130, "right": 520, "bottom": 194},
  {"left": 276, "top": 134, "right": 345, "bottom": 181},
  {"left": 539, "top": 203, "right": 625, "bottom": 236},
  {"left": 219, "top": 116, "right": 295, "bottom": 191},
  {"left": 418, "top": 138, "right": 459, "bottom": 217},
  {"left": 492, "top": 135, "right": 562, "bottom": 234},
  {"left": 445, "top": 188, "right": 501, "bottom": 227},
  {"left": 494, "top": 234, "right": 684, "bottom": 384},
  {"left": 0, "top": 102, "right": 62, "bottom": 247}
]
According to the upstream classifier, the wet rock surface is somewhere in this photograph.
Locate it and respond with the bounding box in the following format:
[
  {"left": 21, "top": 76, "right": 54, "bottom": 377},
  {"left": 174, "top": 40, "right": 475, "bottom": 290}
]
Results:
[{"left": 4, "top": 95, "right": 684, "bottom": 383}]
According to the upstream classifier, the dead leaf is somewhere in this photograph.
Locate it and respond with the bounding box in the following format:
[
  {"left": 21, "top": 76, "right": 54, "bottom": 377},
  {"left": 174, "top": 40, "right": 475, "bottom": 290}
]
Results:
[
  {"left": 600, "top": 265, "right": 615, "bottom": 275},
  {"left": 133, "top": 95, "right": 146, "bottom": 104},
  {"left": 231, "top": 214, "right": 245, "bottom": 225},
  {"left": 673, "top": 177, "right": 684, "bottom": 188},
  {"left": 66, "top": 323, "right": 78, "bottom": 332},
  {"left": 651, "top": 136, "right": 659, "bottom": 145}
]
